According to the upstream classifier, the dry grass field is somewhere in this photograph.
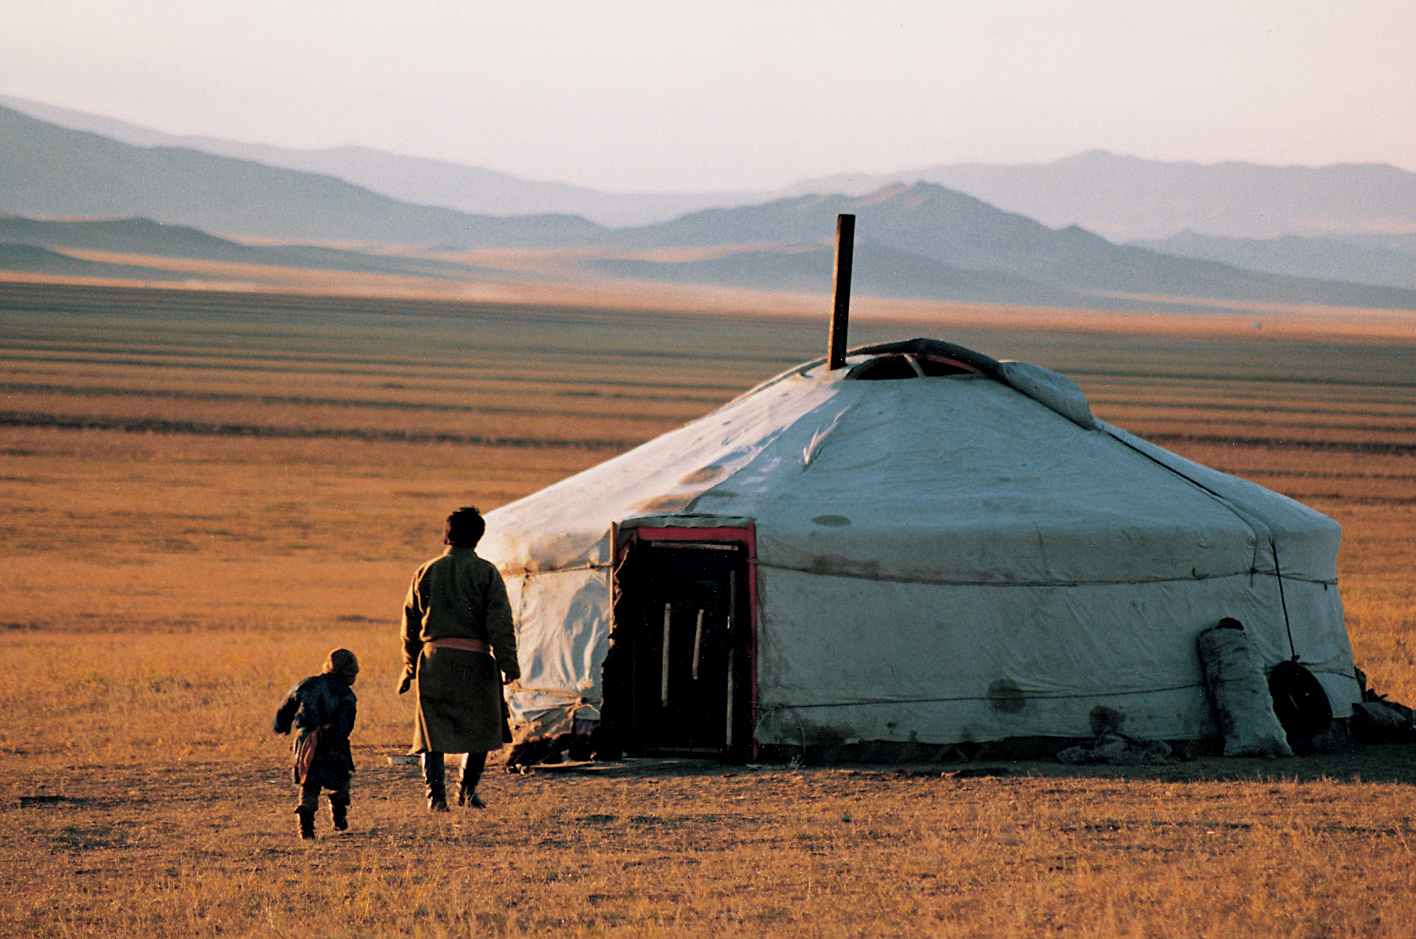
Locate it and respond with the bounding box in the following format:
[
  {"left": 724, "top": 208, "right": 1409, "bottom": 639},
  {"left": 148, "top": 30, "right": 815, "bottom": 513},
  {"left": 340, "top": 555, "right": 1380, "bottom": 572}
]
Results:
[{"left": 2, "top": 278, "right": 1415, "bottom": 937}]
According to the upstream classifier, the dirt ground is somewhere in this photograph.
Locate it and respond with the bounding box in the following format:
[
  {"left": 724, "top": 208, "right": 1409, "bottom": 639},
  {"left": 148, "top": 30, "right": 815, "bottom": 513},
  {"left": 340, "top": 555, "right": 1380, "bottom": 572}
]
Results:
[{"left": 5, "top": 741, "right": 1416, "bottom": 937}]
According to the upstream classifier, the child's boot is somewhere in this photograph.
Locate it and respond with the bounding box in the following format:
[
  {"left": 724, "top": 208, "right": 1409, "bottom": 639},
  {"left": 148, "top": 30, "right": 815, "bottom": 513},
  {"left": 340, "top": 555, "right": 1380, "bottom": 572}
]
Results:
[
  {"left": 331, "top": 800, "right": 348, "bottom": 831},
  {"left": 296, "top": 806, "right": 316, "bottom": 840}
]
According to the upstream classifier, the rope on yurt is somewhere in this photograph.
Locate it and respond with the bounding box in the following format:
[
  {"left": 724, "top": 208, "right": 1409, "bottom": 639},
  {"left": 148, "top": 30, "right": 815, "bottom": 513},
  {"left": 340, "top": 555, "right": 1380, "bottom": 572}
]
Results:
[
  {"left": 1099, "top": 426, "right": 1259, "bottom": 537},
  {"left": 757, "top": 679, "right": 1207, "bottom": 712},
  {"left": 1101, "top": 424, "right": 1314, "bottom": 662},
  {"left": 755, "top": 657, "right": 1351, "bottom": 717},
  {"left": 1271, "top": 536, "right": 1297, "bottom": 661}
]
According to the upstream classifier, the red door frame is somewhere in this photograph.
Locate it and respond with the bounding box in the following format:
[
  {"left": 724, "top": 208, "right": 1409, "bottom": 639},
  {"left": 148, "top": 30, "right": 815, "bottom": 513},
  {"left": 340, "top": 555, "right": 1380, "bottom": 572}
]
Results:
[{"left": 615, "top": 523, "right": 758, "bottom": 758}]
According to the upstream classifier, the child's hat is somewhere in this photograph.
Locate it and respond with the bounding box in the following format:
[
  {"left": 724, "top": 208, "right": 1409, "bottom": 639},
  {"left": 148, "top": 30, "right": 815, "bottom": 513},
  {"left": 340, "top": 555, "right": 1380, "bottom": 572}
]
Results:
[{"left": 323, "top": 648, "right": 360, "bottom": 683}]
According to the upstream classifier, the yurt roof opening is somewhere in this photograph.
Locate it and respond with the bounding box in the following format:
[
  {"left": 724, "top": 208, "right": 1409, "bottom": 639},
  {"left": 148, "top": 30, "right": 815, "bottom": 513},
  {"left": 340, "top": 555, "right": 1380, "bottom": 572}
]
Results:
[{"left": 478, "top": 215, "right": 1360, "bottom": 765}]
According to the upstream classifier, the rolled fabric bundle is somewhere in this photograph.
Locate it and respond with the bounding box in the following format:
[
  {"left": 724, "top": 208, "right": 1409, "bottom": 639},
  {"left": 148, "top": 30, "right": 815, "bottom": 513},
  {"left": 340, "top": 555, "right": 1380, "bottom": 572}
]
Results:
[{"left": 1196, "top": 619, "right": 1294, "bottom": 758}]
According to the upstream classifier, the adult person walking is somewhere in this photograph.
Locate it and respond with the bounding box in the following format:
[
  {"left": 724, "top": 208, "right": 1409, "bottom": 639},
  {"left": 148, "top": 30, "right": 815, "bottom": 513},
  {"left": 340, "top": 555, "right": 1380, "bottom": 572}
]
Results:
[{"left": 398, "top": 506, "right": 519, "bottom": 811}]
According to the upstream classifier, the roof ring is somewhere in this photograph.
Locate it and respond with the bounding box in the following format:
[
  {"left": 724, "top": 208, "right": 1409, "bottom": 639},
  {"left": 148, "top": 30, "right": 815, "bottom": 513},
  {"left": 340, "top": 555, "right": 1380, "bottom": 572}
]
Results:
[{"left": 846, "top": 352, "right": 983, "bottom": 381}]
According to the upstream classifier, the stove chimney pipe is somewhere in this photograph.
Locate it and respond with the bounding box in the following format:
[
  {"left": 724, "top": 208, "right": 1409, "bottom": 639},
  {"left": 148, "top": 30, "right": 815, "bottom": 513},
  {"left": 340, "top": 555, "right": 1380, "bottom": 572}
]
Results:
[{"left": 827, "top": 213, "right": 855, "bottom": 371}]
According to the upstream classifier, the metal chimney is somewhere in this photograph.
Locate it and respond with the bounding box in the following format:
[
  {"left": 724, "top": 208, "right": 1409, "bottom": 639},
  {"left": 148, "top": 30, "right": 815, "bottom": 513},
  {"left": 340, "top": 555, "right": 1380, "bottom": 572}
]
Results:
[{"left": 827, "top": 213, "right": 855, "bottom": 371}]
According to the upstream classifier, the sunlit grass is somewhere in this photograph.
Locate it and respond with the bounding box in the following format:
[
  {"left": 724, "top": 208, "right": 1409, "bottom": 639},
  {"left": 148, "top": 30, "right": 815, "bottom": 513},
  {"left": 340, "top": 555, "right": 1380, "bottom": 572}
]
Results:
[{"left": 2, "top": 283, "right": 1415, "bottom": 937}]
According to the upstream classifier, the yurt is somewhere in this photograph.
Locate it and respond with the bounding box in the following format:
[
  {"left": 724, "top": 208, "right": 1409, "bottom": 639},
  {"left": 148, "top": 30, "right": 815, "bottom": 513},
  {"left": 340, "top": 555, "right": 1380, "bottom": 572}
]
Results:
[{"left": 479, "top": 337, "right": 1361, "bottom": 761}]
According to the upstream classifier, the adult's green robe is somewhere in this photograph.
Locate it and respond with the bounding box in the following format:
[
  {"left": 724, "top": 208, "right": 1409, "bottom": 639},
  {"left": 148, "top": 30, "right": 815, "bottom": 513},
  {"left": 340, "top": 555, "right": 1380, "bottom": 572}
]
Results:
[{"left": 402, "top": 547, "right": 519, "bottom": 754}]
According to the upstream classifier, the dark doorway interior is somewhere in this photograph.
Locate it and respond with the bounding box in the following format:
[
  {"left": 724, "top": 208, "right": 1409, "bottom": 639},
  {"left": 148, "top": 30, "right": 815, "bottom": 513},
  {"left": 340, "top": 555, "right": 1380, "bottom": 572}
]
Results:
[{"left": 605, "top": 533, "right": 754, "bottom": 760}]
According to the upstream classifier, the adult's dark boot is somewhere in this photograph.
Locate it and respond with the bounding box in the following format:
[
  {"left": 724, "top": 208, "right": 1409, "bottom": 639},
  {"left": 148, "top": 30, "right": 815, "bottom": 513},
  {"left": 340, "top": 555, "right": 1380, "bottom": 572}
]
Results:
[
  {"left": 423, "top": 752, "right": 449, "bottom": 812},
  {"left": 330, "top": 801, "right": 348, "bottom": 831},
  {"left": 296, "top": 806, "right": 316, "bottom": 840},
  {"left": 456, "top": 752, "right": 487, "bottom": 809},
  {"left": 456, "top": 776, "right": 486, "bottom": 809}
]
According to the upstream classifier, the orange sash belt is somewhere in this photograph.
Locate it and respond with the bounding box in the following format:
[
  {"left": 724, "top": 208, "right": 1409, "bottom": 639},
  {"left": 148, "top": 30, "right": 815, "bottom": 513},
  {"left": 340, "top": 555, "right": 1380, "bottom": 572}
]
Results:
[{"left": 426, "top": 637, "right": 492, "bottom": 655}]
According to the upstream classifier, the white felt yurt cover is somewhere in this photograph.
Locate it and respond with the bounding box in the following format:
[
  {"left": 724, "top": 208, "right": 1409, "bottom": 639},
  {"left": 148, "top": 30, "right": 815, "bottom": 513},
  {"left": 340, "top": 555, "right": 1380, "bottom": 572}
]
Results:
[{"left": 480, "top": 339, "right": 1359, "bottom": 751}]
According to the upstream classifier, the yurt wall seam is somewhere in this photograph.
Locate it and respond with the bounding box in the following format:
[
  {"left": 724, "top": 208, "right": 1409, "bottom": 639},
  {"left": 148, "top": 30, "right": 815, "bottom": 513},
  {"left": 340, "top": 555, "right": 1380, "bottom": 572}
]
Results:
[
  {"left": 1098, "top": 422, "right": 1341, "bottom": 670},
  {"left": 760, "top": 679, "right": 1207, "bottom": 711},
  {"left": 501, "top": 561, "right": 609, "bottom": 578},
  {"left": 1098, "top": 422, "right": 1271, "bottom": 564},
  {"left": 747, "top": 561, "right": 1261, "bottom": 589}
]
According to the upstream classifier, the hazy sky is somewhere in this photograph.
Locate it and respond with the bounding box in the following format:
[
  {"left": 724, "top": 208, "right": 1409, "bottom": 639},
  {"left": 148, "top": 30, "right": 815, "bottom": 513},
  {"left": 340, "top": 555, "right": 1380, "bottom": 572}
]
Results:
[{"left": 2, "top": 0, "right": 1413, "bottom": 192}]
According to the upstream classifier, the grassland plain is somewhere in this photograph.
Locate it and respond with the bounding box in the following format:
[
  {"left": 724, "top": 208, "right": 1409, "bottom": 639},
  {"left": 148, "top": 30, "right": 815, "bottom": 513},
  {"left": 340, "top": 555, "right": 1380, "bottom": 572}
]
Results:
[{"left": 1, "top": 279, "right": 1415, "bottom": 937}]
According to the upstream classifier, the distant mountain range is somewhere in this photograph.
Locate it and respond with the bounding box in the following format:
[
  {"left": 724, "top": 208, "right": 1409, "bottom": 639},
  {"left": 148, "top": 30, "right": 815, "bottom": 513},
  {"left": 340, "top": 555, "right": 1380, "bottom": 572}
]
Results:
[
  {"left": 0, "top": 241, "right": 182, "bottom": 281},
  {"left": 8, "top": 93, "right": 1416, "bottom": 242},
  {"left": 599, "top": 187, "right": 1416, "bottom": 310},
  {"left": 0, "top": 93, "right": 769, "bottom": 228},
  {"left": 0, "top": 215, "right": 496, "bottom": 279},
  {"left": 797, "top": 152, "right": 1416, "bottom": 242},
  {"left": 3, "top": 95, "right": 1415, "bottom": 312},
  {"left": 0, "top": 105, "right": 601, "bottom": 248},
  {"left": 1130, "top": 230, "right": 1416, "bottom": 291}
]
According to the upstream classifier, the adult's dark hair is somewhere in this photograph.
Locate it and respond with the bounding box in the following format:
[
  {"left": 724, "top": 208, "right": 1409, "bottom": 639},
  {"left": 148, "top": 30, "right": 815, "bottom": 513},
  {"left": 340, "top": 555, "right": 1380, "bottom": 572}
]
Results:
[{"left": 444, "top": 506, "right": 486, "bottom": 547}]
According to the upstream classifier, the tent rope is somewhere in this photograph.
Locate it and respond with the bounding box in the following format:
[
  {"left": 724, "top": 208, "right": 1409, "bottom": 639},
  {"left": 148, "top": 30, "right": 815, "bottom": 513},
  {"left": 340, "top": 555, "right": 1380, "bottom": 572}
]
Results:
[
  {"left": 1099, "top": 423, "right": 1270, "bottom": 547},
  {"left": 1100, "top": 423, "right": 1318, "bottom": 663},
  {"left": 756, "top": 680, "right": 1206, "bottom": 712},
  {"left": 1272, "top": 536, "right": 1297, "bottom": 661},
  {"left": 753, "top": 560, "right": 1334, "bottom": 589},
  {"left": 757, "top": 662, "right": 1353, "bottom": 714}
]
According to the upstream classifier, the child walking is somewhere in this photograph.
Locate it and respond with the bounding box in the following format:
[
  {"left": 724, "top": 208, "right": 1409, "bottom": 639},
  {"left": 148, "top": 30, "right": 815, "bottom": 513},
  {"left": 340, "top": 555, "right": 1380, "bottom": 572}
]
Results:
[{"left": 273, "top": 648, "right": 359, "bottom": 839}]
